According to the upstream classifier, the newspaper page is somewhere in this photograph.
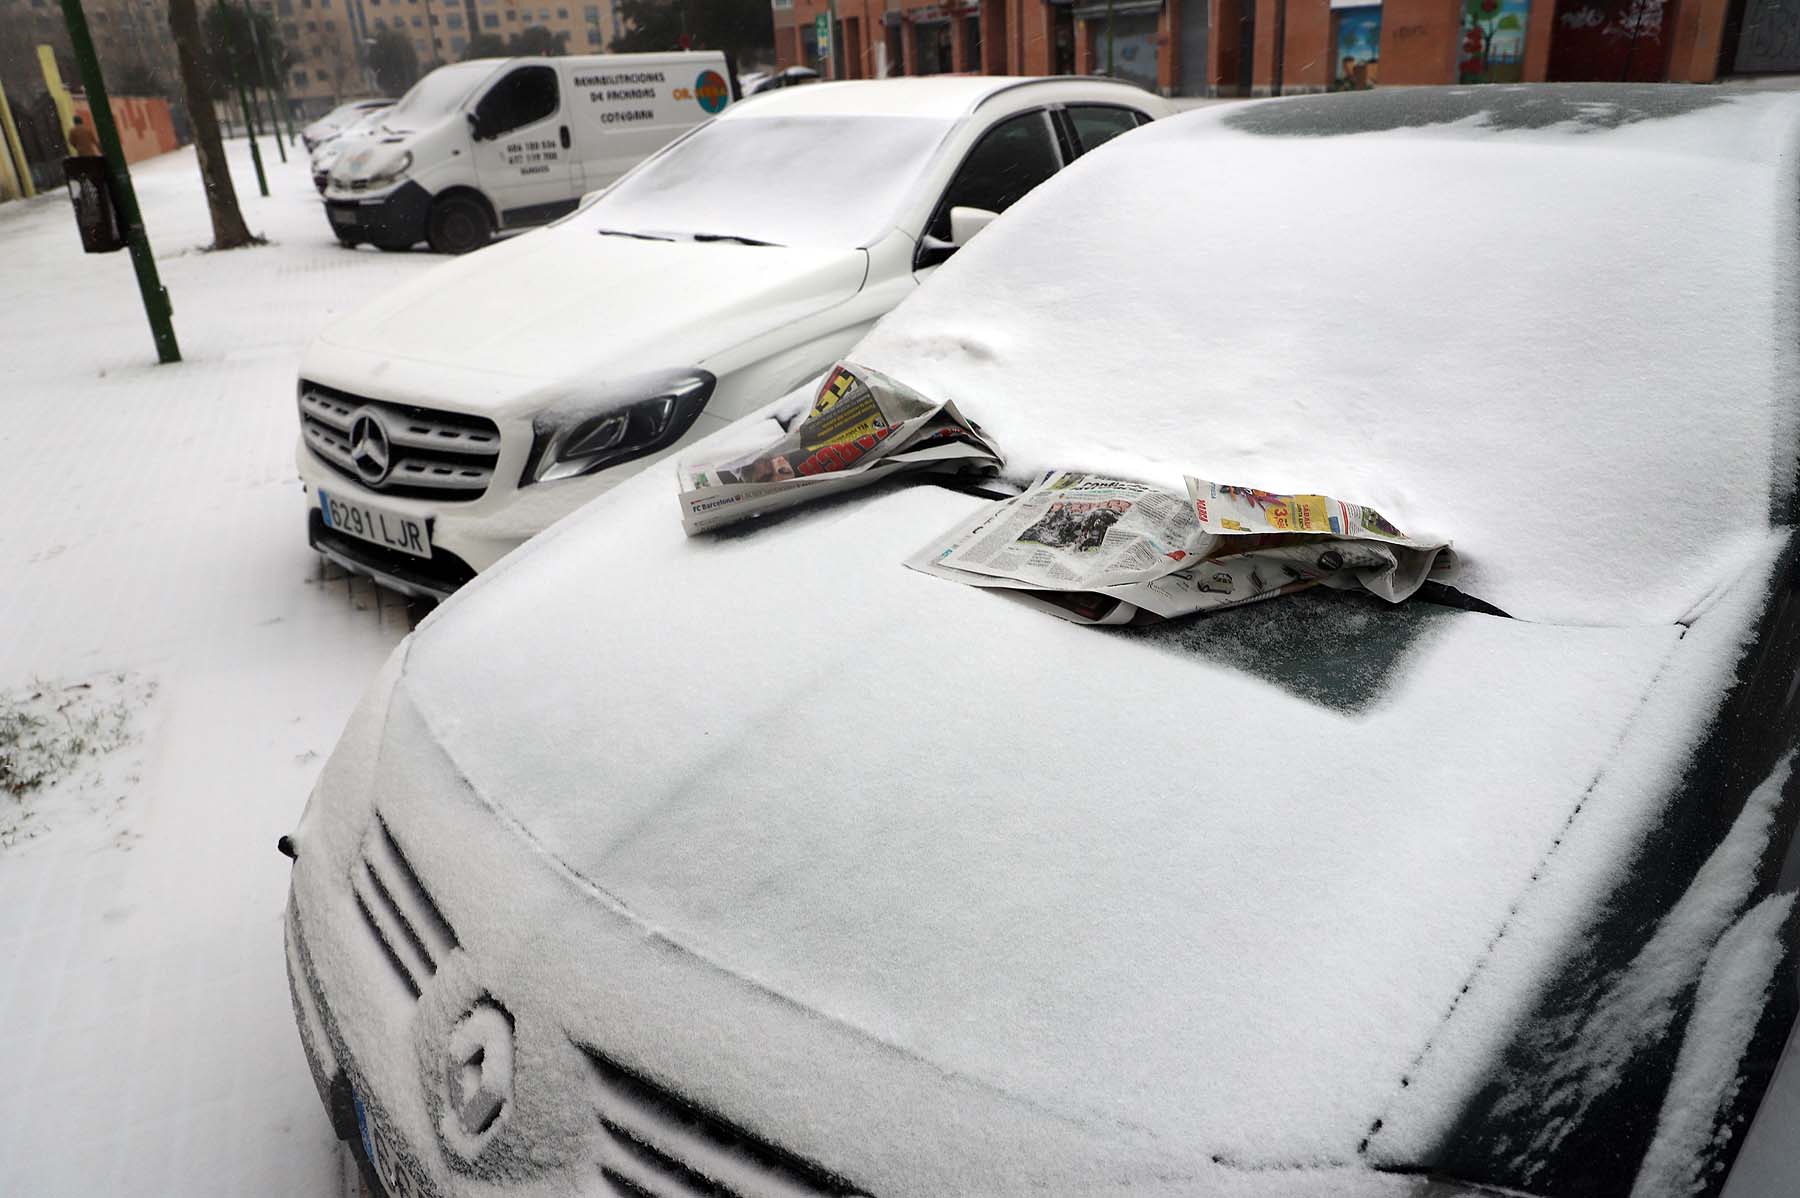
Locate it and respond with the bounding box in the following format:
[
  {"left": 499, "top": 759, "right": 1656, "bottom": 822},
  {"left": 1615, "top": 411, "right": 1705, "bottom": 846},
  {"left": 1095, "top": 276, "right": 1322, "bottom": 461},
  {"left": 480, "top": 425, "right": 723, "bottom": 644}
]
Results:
[
  {"left": 908, "top": 471, "right": 1456, "bottom": 624},
  {"left": 678, "top": 363, "right": 1003, "bottom": 534}
]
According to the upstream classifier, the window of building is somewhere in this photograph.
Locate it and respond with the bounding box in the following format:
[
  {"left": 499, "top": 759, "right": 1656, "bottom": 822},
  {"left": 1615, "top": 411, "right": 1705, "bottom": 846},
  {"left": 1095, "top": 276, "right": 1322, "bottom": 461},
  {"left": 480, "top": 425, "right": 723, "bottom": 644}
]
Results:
[
  {"left": 505, "top": 9, "right": 516, "bottom": 18},
  {"left": 452, "top": 34, "right": 466, "bottom": 50},
  {"left": 277, "top": 0, "right": 292, "bottom": 12},
  {"left": 557, "top": 7, "right": 569, "bottom": 16},
  {"left": 323, "top": 18, "right": 335, "bottom": 30},
  {"left": 305, "top": 19, "right": 317, "bottom": 30},
  {"left": 587, "top": 27, "right": 600, "bottom": 43},
  {"left": 447, "top": 12, "right": 462, "bottom": 26},
  {"left": 293, "top": 70, "right": 308, "bottom": 86},
  {"left": 413, "top": 15, "right": 423, "bottom": 25},
  {"left": 484, "top": 12, "right": 498, "bottom": 26}
]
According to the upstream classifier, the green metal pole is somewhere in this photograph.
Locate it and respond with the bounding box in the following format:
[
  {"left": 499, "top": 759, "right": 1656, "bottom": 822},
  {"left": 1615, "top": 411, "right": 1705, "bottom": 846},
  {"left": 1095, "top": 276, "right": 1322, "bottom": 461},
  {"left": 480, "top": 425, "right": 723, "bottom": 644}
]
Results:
[
  {"left": 56, "top": 0, "right": 179, "bottom": 362},
  {"left": 241, "top": 0, "right": 288, "bottom": 162},
  {"left": 261, "top": 87, "right": 286, "bottom": 161},
  {"left": 234, "top": 69, "right": 268, "bottom": 195}
]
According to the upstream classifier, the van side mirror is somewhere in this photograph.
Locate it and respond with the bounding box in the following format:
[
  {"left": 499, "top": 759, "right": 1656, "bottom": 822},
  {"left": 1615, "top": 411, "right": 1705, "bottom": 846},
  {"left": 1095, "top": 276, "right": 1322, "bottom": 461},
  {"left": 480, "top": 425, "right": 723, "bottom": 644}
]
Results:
[{"left": 466, "top": 111, "right": 488, "bottom": 141}]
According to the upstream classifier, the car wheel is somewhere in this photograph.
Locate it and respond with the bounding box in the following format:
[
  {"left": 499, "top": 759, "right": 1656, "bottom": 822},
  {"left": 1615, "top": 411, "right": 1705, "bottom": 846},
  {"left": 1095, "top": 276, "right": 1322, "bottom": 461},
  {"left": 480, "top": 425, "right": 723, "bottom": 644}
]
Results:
[
  {"left": 428, "top": 195, "right": 493, "bottom": 255},
  {"left": 335, "top": 233, "right": 363, "bottom": 248},
  {"left": 374, "top": 237, "right": 415, "bottom": 252}
]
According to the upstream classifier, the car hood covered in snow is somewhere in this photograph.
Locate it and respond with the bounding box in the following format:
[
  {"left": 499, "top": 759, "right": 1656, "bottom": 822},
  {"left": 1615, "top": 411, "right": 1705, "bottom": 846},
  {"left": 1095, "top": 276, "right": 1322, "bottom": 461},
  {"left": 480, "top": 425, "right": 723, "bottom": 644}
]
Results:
[
  {"left": 309, "top": 223, "right": 866, "bottom": 405},
  {"left": 344, "top": 461, "right": 1779, "bottom": 1194},
  {"left": 294, "top": 86, "right": 1800, "bottom": 1197}
]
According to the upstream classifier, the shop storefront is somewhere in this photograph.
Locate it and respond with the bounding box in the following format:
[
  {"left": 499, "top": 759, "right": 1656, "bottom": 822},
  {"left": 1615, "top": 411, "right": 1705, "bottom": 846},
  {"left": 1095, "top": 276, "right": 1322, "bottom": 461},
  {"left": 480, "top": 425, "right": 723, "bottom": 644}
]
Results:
[
  {"left": 1079, "top": 0, "right": 1164, "bottom": 89},
  {"left": 1547, "top": 0, "right": 1668, "bottom": 80},
  {"left": 1731, "top": 0, "right": 1800, "bottom": 73}
]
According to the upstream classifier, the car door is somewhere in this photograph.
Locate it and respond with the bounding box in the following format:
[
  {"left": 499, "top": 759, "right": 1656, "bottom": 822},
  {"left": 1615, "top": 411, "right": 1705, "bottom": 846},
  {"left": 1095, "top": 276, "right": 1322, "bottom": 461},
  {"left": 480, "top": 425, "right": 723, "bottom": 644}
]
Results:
[
  {"left": 916, "top": 108, "right": 1065, "bottom": 273},
  {"left": 469, "top": 64, "right": 578, "bottom": 228}
]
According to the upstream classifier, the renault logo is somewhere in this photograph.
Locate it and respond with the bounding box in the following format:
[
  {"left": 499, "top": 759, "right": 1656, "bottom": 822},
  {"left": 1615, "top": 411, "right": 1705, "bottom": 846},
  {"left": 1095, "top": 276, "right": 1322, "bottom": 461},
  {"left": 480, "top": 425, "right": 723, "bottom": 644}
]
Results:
[{"left": 348, "top": 409, "right": 392, "bottom": 486}]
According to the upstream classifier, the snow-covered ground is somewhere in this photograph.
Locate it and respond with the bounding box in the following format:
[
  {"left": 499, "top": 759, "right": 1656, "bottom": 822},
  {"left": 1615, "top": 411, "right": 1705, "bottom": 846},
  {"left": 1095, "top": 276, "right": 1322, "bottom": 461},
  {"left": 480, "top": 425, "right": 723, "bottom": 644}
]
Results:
[{"left": 0, "top": 137, "right": 439, "bottom": 1195}]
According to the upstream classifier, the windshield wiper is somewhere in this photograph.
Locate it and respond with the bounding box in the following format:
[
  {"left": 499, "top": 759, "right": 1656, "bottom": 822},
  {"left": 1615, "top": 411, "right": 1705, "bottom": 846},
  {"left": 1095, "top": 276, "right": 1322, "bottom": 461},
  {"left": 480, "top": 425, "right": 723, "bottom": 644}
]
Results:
[
  {"left": 690, "top": 232, "right": 781, "bottom": 247},
  {"left": 595, "top": 228, "right": 676, "bottom": 241}
]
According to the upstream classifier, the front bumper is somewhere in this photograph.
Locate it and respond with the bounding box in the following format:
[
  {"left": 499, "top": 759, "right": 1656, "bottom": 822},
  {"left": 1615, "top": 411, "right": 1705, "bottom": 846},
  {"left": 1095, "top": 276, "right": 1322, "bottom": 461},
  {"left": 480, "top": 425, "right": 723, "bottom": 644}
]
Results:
[
  {"left": 324, "top": 180, "right": 432, "bottom": 247},
  {"left": 297, "top": 437, "right": 611, "bottom": 597}
]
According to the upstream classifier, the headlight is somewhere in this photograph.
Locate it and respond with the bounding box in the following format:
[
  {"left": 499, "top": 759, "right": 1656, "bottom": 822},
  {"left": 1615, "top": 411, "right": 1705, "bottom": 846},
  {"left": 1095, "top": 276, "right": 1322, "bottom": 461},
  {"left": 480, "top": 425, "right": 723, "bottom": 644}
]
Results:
[
  {"left": 521, "top": 369, "right": 716, "bottom": 485},
  {"left": 364, "top": 149, "right": 412, "bottom": 189}
]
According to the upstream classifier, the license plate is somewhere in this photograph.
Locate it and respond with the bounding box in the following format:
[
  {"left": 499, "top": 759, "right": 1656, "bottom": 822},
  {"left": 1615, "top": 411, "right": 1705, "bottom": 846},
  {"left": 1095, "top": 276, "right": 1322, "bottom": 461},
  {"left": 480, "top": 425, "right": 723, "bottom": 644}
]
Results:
[
  {"left": 319, "top": 489, "right": 430, "bottom": 559},
  {"left": 354, "top": 1092, "right": 433, "bottom": 1198}
]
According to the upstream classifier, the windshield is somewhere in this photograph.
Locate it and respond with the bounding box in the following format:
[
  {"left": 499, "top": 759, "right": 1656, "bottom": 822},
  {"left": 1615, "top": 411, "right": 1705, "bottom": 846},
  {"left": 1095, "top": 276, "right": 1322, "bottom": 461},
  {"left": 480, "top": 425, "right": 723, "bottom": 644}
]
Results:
[
  {"left": 383, "top": 62, "right": 496, "bottom": 132},
  {"left": 577, "top": 114, "right": 954, "bottom": 249}
]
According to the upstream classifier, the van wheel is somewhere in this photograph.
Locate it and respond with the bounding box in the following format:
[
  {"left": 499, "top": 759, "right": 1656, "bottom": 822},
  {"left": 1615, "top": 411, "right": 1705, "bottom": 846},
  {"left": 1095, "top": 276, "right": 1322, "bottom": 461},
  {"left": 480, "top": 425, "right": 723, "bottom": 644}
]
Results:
[{"left": 428, "top": 195, "right": 493, "bottom": 255}]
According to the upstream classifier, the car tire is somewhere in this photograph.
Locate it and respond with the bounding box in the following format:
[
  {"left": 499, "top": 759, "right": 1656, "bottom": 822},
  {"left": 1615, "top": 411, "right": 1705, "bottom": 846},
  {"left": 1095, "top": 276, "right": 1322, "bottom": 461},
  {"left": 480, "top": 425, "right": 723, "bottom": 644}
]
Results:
[
  {"left": 427, "top": 195, "right": 493, "bottom": 255},
  {"left": 335, "top": 233, "right": 363, "bottom": 249},
  {"left": 374, "top": 239, "right": 414, "bottom": 252}
]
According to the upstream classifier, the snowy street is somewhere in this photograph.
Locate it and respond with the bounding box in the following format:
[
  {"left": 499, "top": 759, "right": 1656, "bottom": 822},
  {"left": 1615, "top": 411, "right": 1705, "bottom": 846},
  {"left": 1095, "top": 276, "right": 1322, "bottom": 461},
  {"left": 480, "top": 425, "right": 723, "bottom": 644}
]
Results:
[{"left": 1, "top": 138, "right": 434, "bottom": 1195}]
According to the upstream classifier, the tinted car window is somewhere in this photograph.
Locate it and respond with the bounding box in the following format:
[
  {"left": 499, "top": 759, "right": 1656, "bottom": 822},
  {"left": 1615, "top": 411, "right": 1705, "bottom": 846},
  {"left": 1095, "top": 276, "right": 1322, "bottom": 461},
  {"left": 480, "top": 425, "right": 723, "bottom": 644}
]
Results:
[
  {"left": 929, "top": 110, "right": 1062, "bottom": 240},
  {"left": 476, "top": 65, "right": 559, "bottom": 138},
  {"left": 1068, "top": 105, "right": 1145, "bottom": 155}
]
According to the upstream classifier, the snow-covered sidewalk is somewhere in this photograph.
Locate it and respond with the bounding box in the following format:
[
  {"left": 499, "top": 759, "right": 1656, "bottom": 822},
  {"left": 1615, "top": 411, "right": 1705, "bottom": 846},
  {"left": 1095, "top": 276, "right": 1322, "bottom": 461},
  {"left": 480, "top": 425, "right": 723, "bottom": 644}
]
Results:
[{"left": 1, "top": 137, "right": 443, "bottom": 1195}]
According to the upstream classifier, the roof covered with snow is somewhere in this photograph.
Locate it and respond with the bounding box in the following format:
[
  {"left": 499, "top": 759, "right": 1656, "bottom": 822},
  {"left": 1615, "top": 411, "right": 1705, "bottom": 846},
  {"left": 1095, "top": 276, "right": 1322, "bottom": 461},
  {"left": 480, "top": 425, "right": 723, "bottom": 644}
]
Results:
[
  {"left": 850, "top": 84, "right": 1800, "bottom": 626},
  {"left": 724, "top": 75, "right": 1152, "bottom": 120}
]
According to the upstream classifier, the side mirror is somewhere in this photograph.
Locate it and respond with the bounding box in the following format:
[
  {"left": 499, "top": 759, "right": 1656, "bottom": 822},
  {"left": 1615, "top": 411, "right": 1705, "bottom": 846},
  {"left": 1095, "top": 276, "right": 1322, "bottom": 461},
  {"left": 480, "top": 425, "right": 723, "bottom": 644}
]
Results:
[
  {"left": 915, "top": 205, "right": 1003, "bottom": 270},
  {"left": 466, "top": 110, "right": 488, "bottom": 141},
  {"left": 948, "top": 205, "right": 999, "bottom": 246}
]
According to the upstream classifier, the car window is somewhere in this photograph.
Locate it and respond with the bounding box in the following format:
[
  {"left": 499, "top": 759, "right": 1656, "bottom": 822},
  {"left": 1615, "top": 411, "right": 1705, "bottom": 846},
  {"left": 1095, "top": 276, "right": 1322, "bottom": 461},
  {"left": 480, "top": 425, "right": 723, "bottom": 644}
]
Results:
[
  {"left": 1068, "top": 105, "right": 1146, "bottom": 156},
  {"left": 476, "top": 65, "right": 559, "bottom": 138},
  {"left": 928, "top": 110, "right": 1062, "bottom": 241}
]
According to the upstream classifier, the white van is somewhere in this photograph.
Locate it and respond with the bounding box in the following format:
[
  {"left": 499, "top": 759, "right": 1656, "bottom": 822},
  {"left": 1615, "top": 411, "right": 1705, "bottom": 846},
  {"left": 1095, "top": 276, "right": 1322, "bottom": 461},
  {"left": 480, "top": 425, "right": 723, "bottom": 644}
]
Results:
[{"left": 323, "top": 52, "right": 731, "bottom": 254}]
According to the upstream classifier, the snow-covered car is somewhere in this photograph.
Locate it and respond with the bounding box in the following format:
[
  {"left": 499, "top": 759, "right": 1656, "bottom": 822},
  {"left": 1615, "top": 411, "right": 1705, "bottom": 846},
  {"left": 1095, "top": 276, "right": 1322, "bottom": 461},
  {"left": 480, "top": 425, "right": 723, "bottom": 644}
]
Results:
[
  {"left": 283, "top": 85, "right": 1800, "bottom": 1198},
  {"left": 293, "top": 76, "right": 1170, "bottom": 600},
  {"left": 303, "top": 98, "right": 392, "bottom": 153},
  {"left": 312, "top": 106, "right": 394, "bottom": 194}
]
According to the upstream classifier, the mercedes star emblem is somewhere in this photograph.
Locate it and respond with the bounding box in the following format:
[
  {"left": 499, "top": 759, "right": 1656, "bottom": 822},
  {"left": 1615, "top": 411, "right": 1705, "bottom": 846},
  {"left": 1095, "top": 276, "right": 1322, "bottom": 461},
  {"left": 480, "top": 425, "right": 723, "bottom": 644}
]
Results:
[{"left": 348, "top": 409, "right": 392, "bottom": 486}]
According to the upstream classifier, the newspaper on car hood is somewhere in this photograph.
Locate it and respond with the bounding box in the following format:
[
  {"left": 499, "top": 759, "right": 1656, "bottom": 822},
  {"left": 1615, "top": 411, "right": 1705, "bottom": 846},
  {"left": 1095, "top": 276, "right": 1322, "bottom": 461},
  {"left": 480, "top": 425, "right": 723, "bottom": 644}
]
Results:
[
  {"left": 907, "top": 470, "right": 1457, "bottom": 625},
  {"left": 678, "top": 363, "right": 1003, "bottom": 534}
]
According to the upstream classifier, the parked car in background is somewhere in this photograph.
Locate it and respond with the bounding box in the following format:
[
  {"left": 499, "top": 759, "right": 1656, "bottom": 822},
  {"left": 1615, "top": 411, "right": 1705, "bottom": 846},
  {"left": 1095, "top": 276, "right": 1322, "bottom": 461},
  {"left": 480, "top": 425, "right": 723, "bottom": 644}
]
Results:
[
  {"left": 285, "top": 86, "right": 1800, "bottom": 1198},
  {"left": 302, "top": 98, "right": 392, "bottom": 153},
  {"left": 747, "top": 65, "right": 820, "bottom": 94},
  {"left": 322, "top": 52, "right": 731, "bottom": 255},
  {"left": 296, "top": 75, "right": 1170, "bottom": 600},
  {"left": 311, "top": 106, "right": 393, "bottom": 194}
]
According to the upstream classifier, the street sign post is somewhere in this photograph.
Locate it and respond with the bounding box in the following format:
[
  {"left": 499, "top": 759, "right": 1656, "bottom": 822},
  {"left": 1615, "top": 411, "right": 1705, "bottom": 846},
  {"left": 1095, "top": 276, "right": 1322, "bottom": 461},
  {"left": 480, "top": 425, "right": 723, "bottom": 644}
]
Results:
[
  {"left": 56, "top": 0, "right": 181, "bottom": 362},
  {"left": 816, "top": 12, "right": 832, "bottom": 64}
]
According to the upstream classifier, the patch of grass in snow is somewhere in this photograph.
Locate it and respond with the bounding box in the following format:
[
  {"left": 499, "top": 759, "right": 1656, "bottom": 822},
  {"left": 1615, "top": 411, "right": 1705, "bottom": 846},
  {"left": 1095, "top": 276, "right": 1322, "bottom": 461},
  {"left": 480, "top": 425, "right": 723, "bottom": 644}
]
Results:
[{"left": 1, "top": 673, "right": 156, "bottom": 850}]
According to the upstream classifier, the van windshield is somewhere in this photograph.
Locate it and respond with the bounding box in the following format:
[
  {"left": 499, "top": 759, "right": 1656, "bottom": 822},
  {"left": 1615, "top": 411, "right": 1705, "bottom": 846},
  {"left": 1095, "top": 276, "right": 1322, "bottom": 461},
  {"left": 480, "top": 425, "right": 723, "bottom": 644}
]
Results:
[
  {"left": 383, "top": 62, "right": 498, "bottom": 132},
  {"left": 576, "top": 114, "right": 955, "bottom": 249}
]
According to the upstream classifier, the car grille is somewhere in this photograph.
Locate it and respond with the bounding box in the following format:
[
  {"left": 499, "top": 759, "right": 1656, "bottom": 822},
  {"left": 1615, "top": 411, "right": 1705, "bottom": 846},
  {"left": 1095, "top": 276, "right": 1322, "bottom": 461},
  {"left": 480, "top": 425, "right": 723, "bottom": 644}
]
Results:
[
  {"left": 299, "top": 382, "right": 501, "bottom": 502},
  {"left": 586, "top": 1047, "right": 861, "bottom": 1198},
  {"left": 351, "top": 814, "right": 458, "bottom": 999}
]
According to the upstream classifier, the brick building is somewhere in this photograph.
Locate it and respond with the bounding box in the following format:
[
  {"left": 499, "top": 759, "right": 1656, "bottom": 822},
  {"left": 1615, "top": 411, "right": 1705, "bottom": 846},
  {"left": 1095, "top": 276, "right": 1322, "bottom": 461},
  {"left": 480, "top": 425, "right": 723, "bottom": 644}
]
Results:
[{"left": 773, "top": 0, "right": 1792, "bottom": 95}]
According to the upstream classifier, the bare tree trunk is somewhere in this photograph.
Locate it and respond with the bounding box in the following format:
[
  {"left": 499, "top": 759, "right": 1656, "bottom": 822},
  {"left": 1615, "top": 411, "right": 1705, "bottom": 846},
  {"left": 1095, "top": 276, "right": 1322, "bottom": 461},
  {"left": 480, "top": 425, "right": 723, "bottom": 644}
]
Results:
[{"left": 167, "top": 0, "right": 257, "bottom": 248}]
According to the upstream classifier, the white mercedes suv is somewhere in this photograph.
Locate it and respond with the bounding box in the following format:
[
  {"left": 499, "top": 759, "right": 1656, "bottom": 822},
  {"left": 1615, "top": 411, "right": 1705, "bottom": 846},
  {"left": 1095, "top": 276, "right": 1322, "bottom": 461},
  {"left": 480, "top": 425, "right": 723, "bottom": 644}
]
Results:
[{"left": 293, "top": 75, "right": 1169, "bottom": 600}]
